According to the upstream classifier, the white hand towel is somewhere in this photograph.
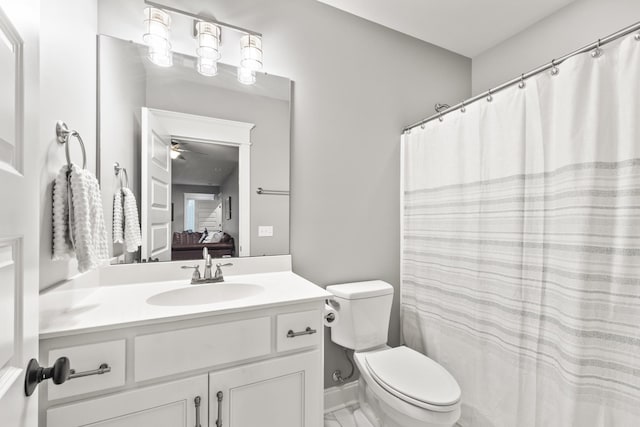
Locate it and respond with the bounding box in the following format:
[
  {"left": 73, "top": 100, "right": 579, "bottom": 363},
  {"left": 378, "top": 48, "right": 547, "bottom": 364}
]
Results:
[
  {"left": 68, "top": 164, "right": 109, "bottom": 272},
  {"left": 122, "top": 187, "right": 142, "bottom": 253},
  {"left": 112, "top": 188, "right": 124, "bottom": 244},
  {"left": 52, "top": 165, "right": 73, "bottom": 260}
]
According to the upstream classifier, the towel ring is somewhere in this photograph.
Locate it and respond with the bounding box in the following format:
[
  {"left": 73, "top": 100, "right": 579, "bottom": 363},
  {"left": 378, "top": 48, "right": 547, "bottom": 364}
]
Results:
[{"left": 56, "top": 121, "right": 87, "bottom": 169}]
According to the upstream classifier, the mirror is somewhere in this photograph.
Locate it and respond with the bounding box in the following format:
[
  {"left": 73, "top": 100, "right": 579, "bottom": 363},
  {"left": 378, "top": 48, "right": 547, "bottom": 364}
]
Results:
[{"left": 98, "top": 35, "right": 291, "bottom": 263}]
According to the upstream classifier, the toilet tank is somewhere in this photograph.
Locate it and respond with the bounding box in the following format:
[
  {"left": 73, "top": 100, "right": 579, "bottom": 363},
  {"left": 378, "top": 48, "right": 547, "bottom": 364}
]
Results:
[{"left": 326, "top": 280, "right": 393, "bottom": 351}]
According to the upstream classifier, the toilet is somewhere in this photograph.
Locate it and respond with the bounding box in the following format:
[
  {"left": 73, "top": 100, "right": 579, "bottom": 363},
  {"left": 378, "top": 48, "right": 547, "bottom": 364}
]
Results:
[{"left": 326, "top": 280, "right": 461, "bottom": 427}]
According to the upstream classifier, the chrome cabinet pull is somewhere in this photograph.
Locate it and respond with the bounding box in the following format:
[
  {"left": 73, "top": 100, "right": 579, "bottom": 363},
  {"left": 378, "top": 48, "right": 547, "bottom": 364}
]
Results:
[
  {"left": 215, "top": 391, "right": 223, "bottom": 427},
  {"left": 68, "top": 363, "right": 111, "bottom": 379},
  {"left": 287, "top": 327, "right": 317, "bottom": 338},
  {"left": 194, "top": 396, "right": 201, "bottom": 427}
]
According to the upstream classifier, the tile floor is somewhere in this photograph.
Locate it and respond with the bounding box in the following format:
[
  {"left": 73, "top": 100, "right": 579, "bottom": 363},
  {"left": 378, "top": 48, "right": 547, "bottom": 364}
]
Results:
[{"left": 324, "top": 405, "right": 374, "bottom": 427}]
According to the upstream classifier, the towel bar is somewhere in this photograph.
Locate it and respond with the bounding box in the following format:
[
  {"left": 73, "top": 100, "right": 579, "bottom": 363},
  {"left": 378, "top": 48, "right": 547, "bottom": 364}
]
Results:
[{"left": 256, "top": 187, "right": 289, "bottom": 196}]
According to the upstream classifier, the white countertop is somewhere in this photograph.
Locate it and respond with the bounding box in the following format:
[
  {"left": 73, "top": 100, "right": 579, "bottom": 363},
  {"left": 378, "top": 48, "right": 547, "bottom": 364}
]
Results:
[{"left": 40, "top": 271, "right": 331, "bottom": 339}]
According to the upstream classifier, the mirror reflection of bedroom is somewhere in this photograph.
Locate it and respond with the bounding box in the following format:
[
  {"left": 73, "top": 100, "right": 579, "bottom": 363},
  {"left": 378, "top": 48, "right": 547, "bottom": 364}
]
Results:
[{"left": 171, "top": 139, "right": 238, "bottom": 260}]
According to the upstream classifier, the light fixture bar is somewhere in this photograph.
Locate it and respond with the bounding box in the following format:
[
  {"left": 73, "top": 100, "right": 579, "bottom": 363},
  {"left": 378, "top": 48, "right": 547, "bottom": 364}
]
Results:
[{"left": 144, "top": 0, "right": 262, "bottom": 37}]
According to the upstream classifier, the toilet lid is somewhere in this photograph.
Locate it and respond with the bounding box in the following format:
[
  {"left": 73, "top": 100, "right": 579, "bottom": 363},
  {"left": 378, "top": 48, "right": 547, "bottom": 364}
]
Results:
[{"left": 364, "top": 346, "right": 461, "bottom": 408}]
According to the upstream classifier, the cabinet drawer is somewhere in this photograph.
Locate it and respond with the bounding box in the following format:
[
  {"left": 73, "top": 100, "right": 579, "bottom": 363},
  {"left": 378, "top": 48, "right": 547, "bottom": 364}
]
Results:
[
  {"left": 276, "top": 310, "right": 321, "bottom": 352},
  {"left": 135, "top": 316, "right": 271, "bottom": 382},
  {"left": 47, "top": 340, "right": 125, "bottom": 401}
]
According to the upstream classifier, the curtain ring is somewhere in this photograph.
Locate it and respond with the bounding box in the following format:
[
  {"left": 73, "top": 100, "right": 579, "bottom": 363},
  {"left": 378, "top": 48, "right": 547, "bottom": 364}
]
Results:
[
  {"left": 460, "top": 100, "right": 466, "bottom": 113},
  {"left": 591, "top": 38, "right": 603, "bottom": 58},
  {"left": 486, "top": 89, "right": 493, "bottom": 102},
  {"left": 634, "top": 33, "right": 640, "bottom": 41},
  {"left": 518, "top": 74, "right": 526, "bottom": 89},
  {"left": 438, "top": 112, "right": 444, "bottom": 122},
  {"left": 550, "top": 59, "right": 560, "bottom": 76},
  {"left": 420, "top": 123, "right": 425, "bottom": 129}
]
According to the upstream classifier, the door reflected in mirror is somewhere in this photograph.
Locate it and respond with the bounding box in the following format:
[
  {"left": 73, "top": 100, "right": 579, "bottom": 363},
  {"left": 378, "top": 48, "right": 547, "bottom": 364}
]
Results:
[
  {"left": 98, "top": 35, "right": 291, "bottom": 264},
  {"left": 171, "top": 140, "right": 239, "bottom": 261}
]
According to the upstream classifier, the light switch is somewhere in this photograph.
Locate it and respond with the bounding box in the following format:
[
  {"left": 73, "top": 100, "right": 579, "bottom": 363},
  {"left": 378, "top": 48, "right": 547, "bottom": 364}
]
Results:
[{"left": 258, "top": 226, "right": 273, "bottom": 237}]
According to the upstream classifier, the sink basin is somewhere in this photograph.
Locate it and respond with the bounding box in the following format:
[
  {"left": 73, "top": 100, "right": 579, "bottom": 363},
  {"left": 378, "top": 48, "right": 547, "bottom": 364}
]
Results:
[{"left": 146, "top": 283, "right": 264, "bottom": 306}]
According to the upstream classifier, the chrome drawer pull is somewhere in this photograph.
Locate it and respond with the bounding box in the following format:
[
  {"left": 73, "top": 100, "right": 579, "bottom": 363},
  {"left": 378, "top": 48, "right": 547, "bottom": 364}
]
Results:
[
  {"left": 287, "top": 327, "right": 317, "bottom": 338},
  {"left": 194, "top": 396, "right": 201, "bottom": 427},
  {"left": 68, "top": 363, "right": 111, "bottom": 380},
  {"left": 215, "top": 391, "right": 223, "bottom": 427}
]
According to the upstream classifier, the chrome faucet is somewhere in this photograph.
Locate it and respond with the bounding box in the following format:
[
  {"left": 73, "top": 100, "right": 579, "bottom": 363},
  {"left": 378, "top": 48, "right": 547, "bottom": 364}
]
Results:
[{"left": 182, "top": 249, "right": 233, "bottom": 284}]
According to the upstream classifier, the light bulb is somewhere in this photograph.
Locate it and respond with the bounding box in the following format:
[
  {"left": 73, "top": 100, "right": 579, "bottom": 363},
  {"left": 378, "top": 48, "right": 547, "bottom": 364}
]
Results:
[
  {"left": 197, "top": 57, "right": 218, "bottom": 77},
  {"left": 237, "top": 67, "right": 256, "bottom": 85},
  {"left": 148, "top": 45, "right": 173, "bottom": 67}
]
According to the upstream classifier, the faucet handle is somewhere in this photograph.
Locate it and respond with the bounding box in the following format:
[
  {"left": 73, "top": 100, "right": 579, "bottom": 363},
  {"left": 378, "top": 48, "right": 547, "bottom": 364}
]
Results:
[
  {"left": 214, "top": 263, "right": 233, "bottom": 279},
  {"left": 216, "top": 263, "right": 233, "bottom": 268},
  {"left": 181, "top": 265, "right": 201, "bottom": 280}
]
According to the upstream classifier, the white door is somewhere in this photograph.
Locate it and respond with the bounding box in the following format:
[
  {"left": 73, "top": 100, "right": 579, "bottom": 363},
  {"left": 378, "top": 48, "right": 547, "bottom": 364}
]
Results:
[
  {"left": 47, "top": 375, "right": 208, "bottom": 427},
  {"left": 141, "top": 107, "right": 172, "bottom": 261},
  {"left": 209, "top": 351, "right": 323, "bottom": 427},
  {"left": 0, "top": 1, "right": 39, "bottom": 426}
]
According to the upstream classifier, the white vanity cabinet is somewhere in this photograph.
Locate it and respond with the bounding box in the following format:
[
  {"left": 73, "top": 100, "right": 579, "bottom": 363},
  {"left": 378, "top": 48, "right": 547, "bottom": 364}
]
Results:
[
  {"left": 39, "top": 302, "right": 325, "bottom": 427},
  {"left": 210, "top": 351, "right": 322, "bottom": 427}
]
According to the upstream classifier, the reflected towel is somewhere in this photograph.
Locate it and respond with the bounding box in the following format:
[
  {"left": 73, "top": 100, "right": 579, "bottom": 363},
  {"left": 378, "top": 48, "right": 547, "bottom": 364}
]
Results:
[
  {"left": 122, "top": 187, "right": 142, "bottom": 253},
  {"left": 112, "top": 188, "right": 124, "bottom": 244}
]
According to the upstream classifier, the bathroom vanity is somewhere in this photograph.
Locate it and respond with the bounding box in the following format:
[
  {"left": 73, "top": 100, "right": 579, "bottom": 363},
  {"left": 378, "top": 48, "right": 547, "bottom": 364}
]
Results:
[{"left": 38, "top": 256, "right": 330, "bottom": 427}]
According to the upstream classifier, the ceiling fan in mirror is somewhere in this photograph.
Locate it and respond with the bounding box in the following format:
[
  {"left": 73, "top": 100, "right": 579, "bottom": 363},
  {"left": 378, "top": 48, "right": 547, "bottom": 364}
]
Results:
[{"left": 170, "top": 140, "right": 210, "bottom": 161}]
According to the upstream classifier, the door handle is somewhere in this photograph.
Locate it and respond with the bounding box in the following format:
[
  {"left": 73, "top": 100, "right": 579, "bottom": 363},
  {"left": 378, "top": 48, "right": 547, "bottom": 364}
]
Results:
[{"left": 24, "top": 357, "right": 70, "bottom": 396}]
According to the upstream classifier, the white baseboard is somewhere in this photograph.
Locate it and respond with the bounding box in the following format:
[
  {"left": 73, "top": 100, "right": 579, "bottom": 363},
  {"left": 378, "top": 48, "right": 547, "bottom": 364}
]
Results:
[{"left": 324, "top": 380, "right": 359, "bottom": 413}]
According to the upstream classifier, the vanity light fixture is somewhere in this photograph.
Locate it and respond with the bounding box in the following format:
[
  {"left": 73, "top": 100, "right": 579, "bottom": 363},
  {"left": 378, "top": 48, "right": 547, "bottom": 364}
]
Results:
[
  {"left": 239, "top": 34, "right": 263, "bottom": 71},
  {"left": 143, "top": 7, "right": 173, "bottom": 67},
  {"left": 237, "top": 67, "right": 256, "bottom": 85},
  {"left": 195, "top": 21, "right": 221, "bottom": 76},
  {"left": 142, "top": 1, "right": 263, "bottom": 84}
]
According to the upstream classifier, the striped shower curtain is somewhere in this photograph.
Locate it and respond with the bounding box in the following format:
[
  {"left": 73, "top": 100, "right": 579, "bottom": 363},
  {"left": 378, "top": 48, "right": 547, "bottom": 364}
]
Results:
[{"left": 401, "top": 35, "right": 640, "bottom": 426}]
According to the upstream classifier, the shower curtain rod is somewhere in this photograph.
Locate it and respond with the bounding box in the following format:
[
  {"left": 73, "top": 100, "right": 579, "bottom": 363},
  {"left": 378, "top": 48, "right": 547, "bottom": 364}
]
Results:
[{"left": 403, "top": 20, "right": 640, "bottom": 133}]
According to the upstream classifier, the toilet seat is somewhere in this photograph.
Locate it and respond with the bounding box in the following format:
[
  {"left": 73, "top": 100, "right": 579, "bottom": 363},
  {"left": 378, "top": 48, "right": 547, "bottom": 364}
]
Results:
[{"left": 363, "top": 346, "right": 461, "bottom": 411}]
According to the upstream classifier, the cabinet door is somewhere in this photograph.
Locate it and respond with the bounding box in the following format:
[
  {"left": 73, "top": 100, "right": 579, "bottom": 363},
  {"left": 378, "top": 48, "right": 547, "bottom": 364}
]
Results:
[
  {"left": 210, "top": 351, "right": 322, "bottom": 427},
  {"left": 47, "top": 375, "right": 208, "bottom": 427}
]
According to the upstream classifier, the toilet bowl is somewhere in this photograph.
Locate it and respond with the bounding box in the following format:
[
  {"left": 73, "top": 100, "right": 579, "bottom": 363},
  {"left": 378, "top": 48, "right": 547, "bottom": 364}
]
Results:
[
  {"left": 326, "top": 281, "right": 461, "bottom": 427},
  {"left": 354, "top": 346, "right": 461, "bottom": 427}
]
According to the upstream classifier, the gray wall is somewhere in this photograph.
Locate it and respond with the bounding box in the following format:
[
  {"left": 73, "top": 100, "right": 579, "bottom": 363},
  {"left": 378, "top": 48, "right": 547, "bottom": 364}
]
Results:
[
  {"left": 145, "top": 79, "right": 291, "bottom": 257},
  {"left": 99, "top": 36, "right": 146, "bottom": 260},
  {"left": 39, "top": 0, "right": 97, "bottom": 290},
  {"left": 98, "top": 0, "right": 472, "bottom": 388},
  {"left": 472, "top": 0, "right": 640, "bottom": 94},
  {"left": 172, "top": 184, "right": 221, "bottom": 235}
]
